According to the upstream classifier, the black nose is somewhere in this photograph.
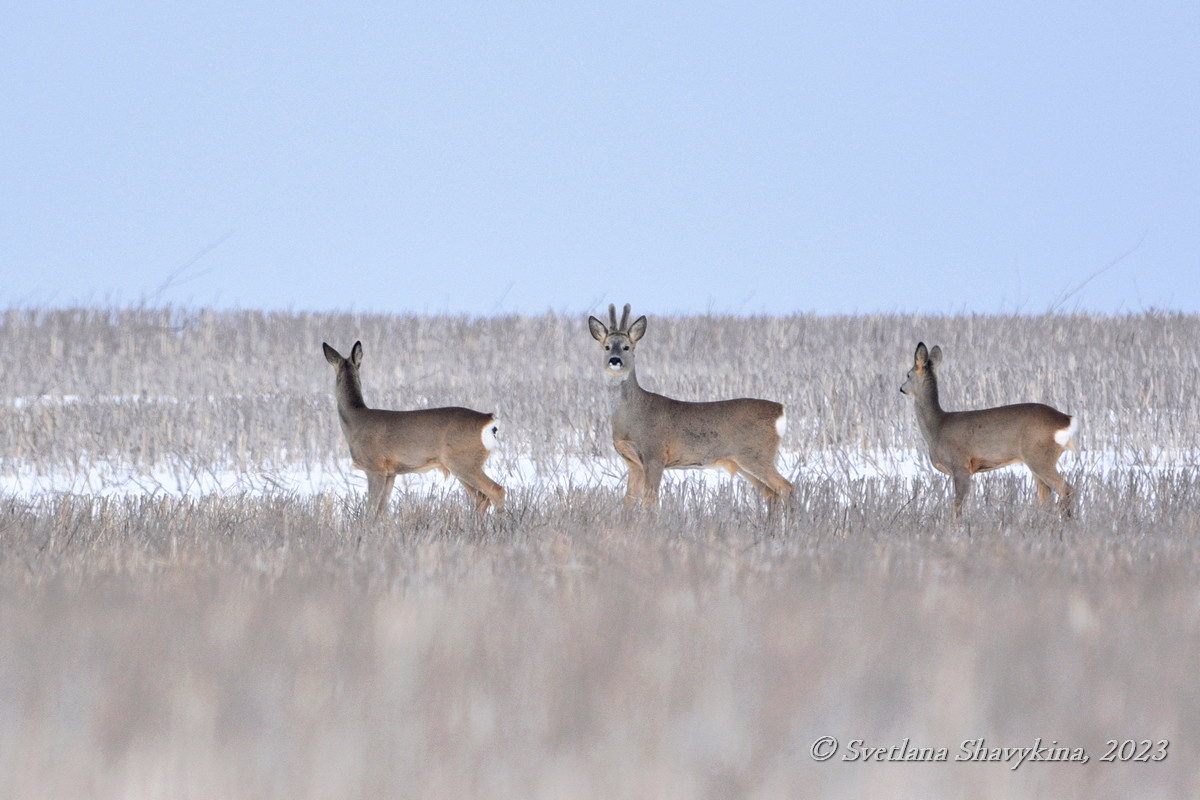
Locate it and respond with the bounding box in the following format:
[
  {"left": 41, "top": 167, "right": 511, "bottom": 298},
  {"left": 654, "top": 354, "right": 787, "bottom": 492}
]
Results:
[{"left": 609, "top": 357, "right": 623, "bottom": 368}]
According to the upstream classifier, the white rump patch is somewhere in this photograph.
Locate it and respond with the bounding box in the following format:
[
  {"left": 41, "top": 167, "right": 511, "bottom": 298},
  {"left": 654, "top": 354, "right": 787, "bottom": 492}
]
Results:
[
  {"left": 481, "top": 421, "right": 499, "bottom": 451},
  {"left": 1055, "top": 416, "right": 1078, "bottom": 449},
  {"left": 775, "top": 413, "right": 787, "bottom": 438}
]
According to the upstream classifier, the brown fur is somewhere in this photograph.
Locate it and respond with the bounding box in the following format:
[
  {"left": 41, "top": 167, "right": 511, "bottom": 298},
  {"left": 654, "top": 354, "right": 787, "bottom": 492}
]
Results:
[
  {"left": 323, "top": 341, "right": 505, "bottom": 517},
  {"left": 588, "top": 305, "right": 792, "bottom": 507},
  {"left": 900, "top": 342, "right": 1076, "bottom": 518}
]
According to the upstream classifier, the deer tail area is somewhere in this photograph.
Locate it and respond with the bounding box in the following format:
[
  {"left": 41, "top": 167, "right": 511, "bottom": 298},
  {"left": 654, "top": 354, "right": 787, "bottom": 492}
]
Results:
[{"left": 1055, "top": 415, "right": 1079, "bottom": 454}]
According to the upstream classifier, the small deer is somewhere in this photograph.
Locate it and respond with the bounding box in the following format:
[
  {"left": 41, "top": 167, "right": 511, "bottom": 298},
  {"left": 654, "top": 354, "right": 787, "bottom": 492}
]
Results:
[
  {"left": 322, "top": 341, "right": 505, "bottom": 517},
  {"left": 587, "top": 304, "right": 793, "bottom": 507},
  {"left": 900, "top": 342, "right": 1077, "bottom": 518}
]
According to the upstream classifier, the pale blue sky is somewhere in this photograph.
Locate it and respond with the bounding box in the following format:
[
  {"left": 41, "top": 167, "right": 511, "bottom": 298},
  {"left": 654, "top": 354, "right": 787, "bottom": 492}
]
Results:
[{"left": 3, "top": 1, "right": 1197, "bottom": 315}]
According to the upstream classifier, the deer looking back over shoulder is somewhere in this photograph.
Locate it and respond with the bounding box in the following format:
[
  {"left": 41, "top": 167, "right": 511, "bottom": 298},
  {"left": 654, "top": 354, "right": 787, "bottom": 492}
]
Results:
[
  {"left": 900, "top": 342, "right": 1077, "bottom": 518},
  {"left": 587, "top": 304, "right": 793, "bottom": 507},
  {"left": 322, "top": 341, "right": 505, "bottom": 517}
]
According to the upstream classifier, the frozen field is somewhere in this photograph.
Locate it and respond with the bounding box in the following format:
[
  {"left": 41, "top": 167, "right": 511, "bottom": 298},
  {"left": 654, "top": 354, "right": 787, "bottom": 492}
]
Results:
[
  {"left": 1, "top": 307, "right": 1199, "bottom": 799},
  {"left": 2, "top": 439, "right": 1194, "bottom": 504}
]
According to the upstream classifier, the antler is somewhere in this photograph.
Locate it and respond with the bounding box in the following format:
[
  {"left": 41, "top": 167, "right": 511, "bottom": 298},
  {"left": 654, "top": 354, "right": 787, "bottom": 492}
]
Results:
[{"left": 605, "top": 303, "right": 635, "bottom": 332}]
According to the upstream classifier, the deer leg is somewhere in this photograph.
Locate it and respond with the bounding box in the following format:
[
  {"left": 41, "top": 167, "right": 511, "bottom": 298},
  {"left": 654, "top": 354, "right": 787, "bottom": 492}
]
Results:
[
  {"left": 614, "top": 440, "right": 646, "bottom": 506},
  {"left": 739, "top": 468, "right": 791, "bottom": 503},
  {"left": 1028, "top": 462, "right": 1073, "bottom": 518},
  {"left": 447, "top": 460, "right": 506, "bottom": 514},
  {"left": 481, "top": 479, "right": 506, "bottom": 512},
  {"left": 624, "top": 464, "right": 645, "bottom": 506},
  {"left": 381, "top": 474, "right": 397, "bottom": 516},
  {"left": 1060, "top": 478, "right": 1075, "bottom": 518},
  {"left": 733, "top": 457, "right": 794, "bottom": 503},
  {"left": 463, "top": 474, "right": 506, "bottom": 514},
  {"left": 727, "top": 456, "right": 770, "bottom": 497},
  {"left": 642, "top": 460, "right": 665, "bottom": 506},
  {"left": 765, "top": 471, "right": 794, "bottom": 503},
  {"left": 365, "top": 471, "right": 382, "bottom": 510},
  {"left": 737, "top": 469, "right": 775, "bottom": 499},
  {"left": 456, "top": 480, "right": 488, "bottom": 513},
  {"left": 366, "top": 472, "right": 392, "bottom": 517},
  {"left": 950, "top": 469, "right": 972, "bottom": 518},
  {"left": 443, "top": 443, "right": 506, "bottom": 514}
]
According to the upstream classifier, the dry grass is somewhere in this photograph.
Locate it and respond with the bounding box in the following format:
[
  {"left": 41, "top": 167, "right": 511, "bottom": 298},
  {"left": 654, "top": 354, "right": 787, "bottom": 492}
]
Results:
[{"left": 1, "top": 307, "right": 1199, "bottom": 799}]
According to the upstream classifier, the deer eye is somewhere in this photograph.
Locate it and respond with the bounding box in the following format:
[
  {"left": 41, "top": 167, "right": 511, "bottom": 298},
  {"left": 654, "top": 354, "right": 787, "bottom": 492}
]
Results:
[
  {"left": 604, "top": 345, "right": 610, "bottom": 351},
  {"left": 622, "top": 345, "right": 630, "bottom": 351}
]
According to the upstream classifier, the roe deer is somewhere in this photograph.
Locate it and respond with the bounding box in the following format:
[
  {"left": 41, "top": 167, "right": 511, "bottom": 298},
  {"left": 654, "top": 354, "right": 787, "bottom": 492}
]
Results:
[
  {"left": 587, "top": 304, "right": 793, "bottom": 507},
  {"left": 900, "top": 342, "right": 1077, "bottom": 518},
  {"left": 322, "top": 341, "right": 505, "bottom": 517}
]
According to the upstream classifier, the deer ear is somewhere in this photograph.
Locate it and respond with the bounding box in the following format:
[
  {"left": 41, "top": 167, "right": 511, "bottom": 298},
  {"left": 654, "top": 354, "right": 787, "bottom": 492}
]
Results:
[
  {"left": 914, "top": 342, "right": 929, "bottom": 364},
  {"left": 628, "top": 315, "right": 647, "bottom": 343},
  {"left": 322, "top": 342, "right": 341, "bottom": 365},
  {"left": 588, "top": 316, "right": 608, "bottom": 342},
  {"left": 928, "top": 345, "right": 943, "bottom": 367},
  {"left": 350, "top": 341, "right": 363, "bottom": 367}
]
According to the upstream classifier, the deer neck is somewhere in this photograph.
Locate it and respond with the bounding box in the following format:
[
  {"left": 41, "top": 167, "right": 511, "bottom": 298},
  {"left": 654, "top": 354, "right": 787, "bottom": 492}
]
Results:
[
  {"left": 912, "top": 376, "right": 946, "bottom": 436},
  {"left": 336, "top": 370, "right": 370, "bottom": 420},
  {"left": 608, "top": 364, "right": 648, "bottom": 406}
]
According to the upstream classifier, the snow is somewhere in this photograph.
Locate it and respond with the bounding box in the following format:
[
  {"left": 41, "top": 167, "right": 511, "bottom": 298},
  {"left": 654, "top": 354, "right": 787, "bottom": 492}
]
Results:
[{"left": 0, "top": 445, "right": 1188, "bottom": 502}]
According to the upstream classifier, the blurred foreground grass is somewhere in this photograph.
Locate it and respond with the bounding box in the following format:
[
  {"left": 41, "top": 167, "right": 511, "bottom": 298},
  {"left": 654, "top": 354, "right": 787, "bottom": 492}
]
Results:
[{"left": 2, "top": 478, "right": 1198, "bottom": 799}]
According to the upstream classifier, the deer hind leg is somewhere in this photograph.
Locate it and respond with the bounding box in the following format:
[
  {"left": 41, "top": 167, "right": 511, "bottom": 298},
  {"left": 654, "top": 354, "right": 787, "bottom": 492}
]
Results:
[
  {"left": 483, "top": 479, "right": 506, "bottom": 512},
  {"left": 731, "top": 456, "right": 793, "bottom": 503},
  {"left": 1033, "top": 475, "right": 1052, "bottom": 504},
  {"left": 614, "top": 440, "right": 647, "bottom": 506},
  {"left": 1027, "top": 459, "right": 1074, "bottom": 518},
  {"left": 735, "top": 468, "right": 774, "bottom": 498},
  {"left": 444, "top": 450, "right": 506, "bottom": 514},
  {"left": 753, "top": 441, "right": 793, "bottom": 498},
  {"left": 734, "top": 469, "right": 791, "bottom": 525},
  {"left": 763, "top": 470, "right": 794, "bottom": 503},
  {"left": 456, "top": 472, "right": 506, "bottom": 514}
]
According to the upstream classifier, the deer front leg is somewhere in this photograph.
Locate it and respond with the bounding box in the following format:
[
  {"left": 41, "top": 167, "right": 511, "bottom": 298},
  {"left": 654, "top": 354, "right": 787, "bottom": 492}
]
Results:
[
  {"left": 366, "top": 472, "right": 394, "bottom": 518},
  {"left": 614, "top": 439, "right": 646, "bottom": 506},
  {"left": 642, "top": 460, "right": 665, "bottom": 506},
  {"left": 950, "top": 468, "right": 972, "bottom": 519}
]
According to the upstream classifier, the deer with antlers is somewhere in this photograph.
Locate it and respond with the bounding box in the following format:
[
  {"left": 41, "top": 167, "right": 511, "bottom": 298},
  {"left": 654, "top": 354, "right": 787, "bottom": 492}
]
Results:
[{"left": 587, "top": 304, "right": 793, "bottom": 507}]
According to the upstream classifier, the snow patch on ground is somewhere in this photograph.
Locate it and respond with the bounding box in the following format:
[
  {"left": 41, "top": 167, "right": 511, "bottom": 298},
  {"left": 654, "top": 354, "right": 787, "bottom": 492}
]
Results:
[{"left": 0, "top": 445, "right": 1192, "bottom": 502}]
